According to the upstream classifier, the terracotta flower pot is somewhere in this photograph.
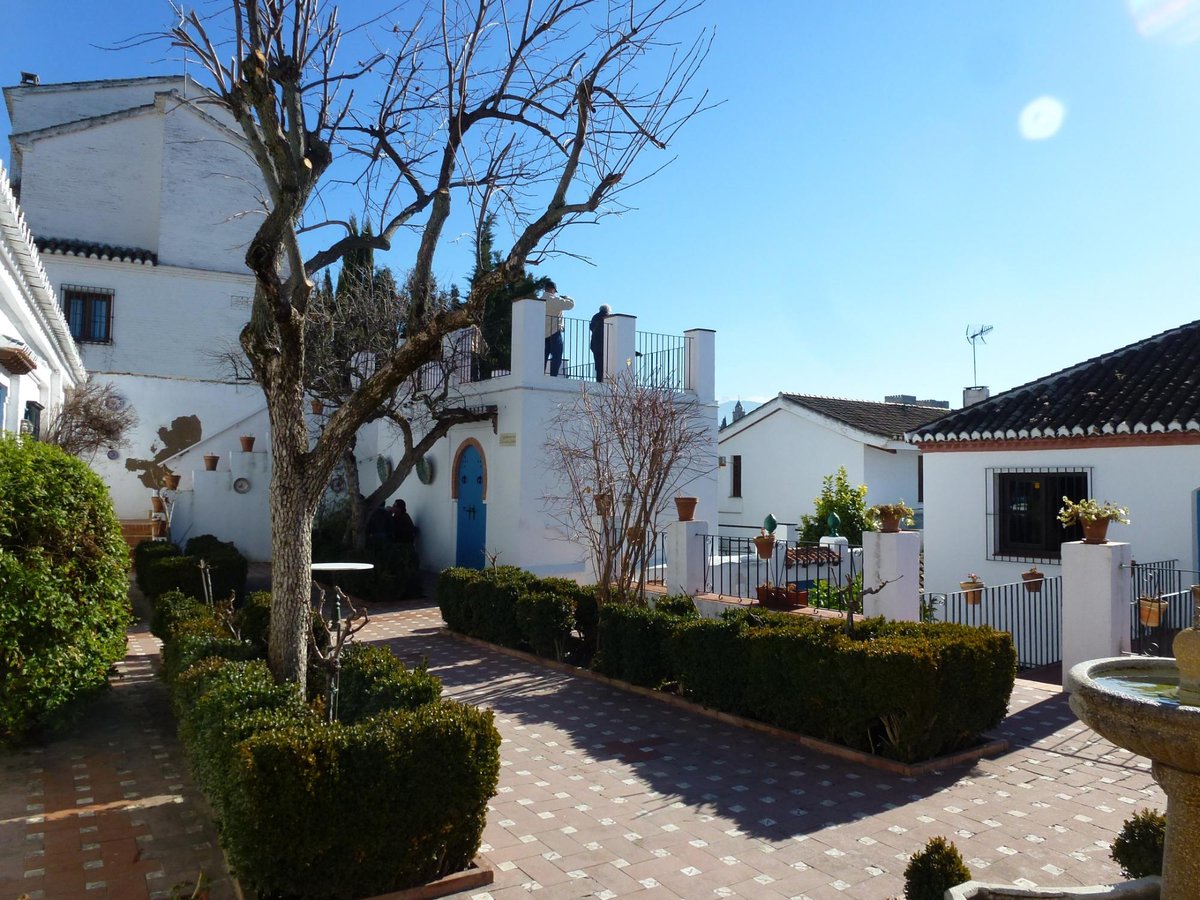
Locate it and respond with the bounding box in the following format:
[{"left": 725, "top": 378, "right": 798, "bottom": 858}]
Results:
[
  {"left": 162, "top": 472, "right": 181, "bottom": 491},
  {"left": 150, "top": 495, "right": 165, "bottom": 514},
  {"left": 1081, "top": 519, "right": 1111, "bottom": 544},
  {"left": 153, "top": 519, "right": 168, "bottom": 538},
  {"left": 879, "top": 513, "right": 902, "bottom": 534},
  {"left": 626, "top": 525, "right": 644, "bottom": 544},
  {"left": 239, "top": 435, "right": 256, "bottom": 452},
  {"left": 310, "top": 398, "right": 323, "bottom": 415},
  {"left": 674, "top": 496, "right": 698, "bottom": 522},
  {"left": 1022, "top": 570, "right": 1043, "bottom": 593},
  {"left": 594, "top": 493, "right": 613, "bottom": 517},
  {"left": 960, "top": 581, "right": 984, "bottom": 606},
  {"left": 203, "top": 453, "right": 219, "bottom": 471},
  {"left": 1138, "top": 597, "right": 1167, "bottom": 628},
  {"left": 753, "top": 534, "right": 776, "bottom": 560}
]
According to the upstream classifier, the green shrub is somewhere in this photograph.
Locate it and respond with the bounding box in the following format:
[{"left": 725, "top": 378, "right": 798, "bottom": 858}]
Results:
[
  {"left": 314, "top": 538, "right": 422, "bottom": 602},
  {"left": 593, "top": 604, "right": 685, "bottom": 688},
  {"left": 903, "top": 836, "right": 971, "bottom": 900},
  {"left": 437, "top": 567, "right": 483, "bottom": 634},
  {"left": 0, "top": 435, "right": 131, "bottom": 743},
  {"left": 468, "top": 566, "right": 536, "bottom": 647},
  {"left": 221, "top": 700, "right": 500, "bottom": 899},
  {"left": 149, "top": 589, "right": 209, "bottom": 642},
  {"left": 516, "top": 590, "right": 575, "bottom": 660},
  {"left": 669, "top": 617, "right": 748, "bottom": 711},
  {"left": 653, "top": 593, "right": 701, "bottom": 618},
  {"left": 1111, "top": 808, "right": 1165, "bottom": 878},
  {"left": 134, "top": 539, "right": 178, "bottom": 593},
  {"left": 335, "top": 644, "right": 442, "bottom": 723},
  {"left": 234, "top": 590, "right": 272, "bottom": 651},
  {"left": 139, "top": 536, "right": 247, "bottom": 603},
  {"left": 573, "top": 585, "right": 600, "bottom": 652}
]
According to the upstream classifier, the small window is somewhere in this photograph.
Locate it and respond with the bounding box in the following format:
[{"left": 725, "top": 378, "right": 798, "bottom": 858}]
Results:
[
  {"left": 23, "top": 400, "right": 43, "bottom": 440},
  {"left": 62, "top": 285, "right": 114, "bottom": 343},
  {"left": 991, "top": 469, "right": 1087, "bottom": 560},
  {"left": 0, "top": 382, "right": 7, "bottom": 430},
  {"left": 731, "top": 454, "right": 742, "bottom": 498}
]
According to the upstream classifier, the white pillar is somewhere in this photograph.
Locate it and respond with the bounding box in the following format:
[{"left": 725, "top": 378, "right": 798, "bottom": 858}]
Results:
[
  {"left": 684, "top": 328, "right": 715, "bottom": 403},
  {"left": 510, "top": 298, "right": 547, "bottom": 386},
  {"left": 820, "top": 535, "right": 851, "bottom": 592},
  {"left": 1062, "top": 540, "right": 1132, "bottom": 690},
  {"left": 606, "top": 313, "right": 637, "bottom": 383},
  {"left": 666, "top": 519, "right": 707, "bottom": 595},
  {"left": 862, "top": 531, "right": 921, "bottom": 621}
]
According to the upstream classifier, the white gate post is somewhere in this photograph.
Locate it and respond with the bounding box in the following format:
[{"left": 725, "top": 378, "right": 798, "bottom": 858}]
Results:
[
  {"left": 666, "top": 519, "right": 707, "bottom": 595},
  {"left": 862, "top": 531, "right": 921, "bottom": 621},
  {"left": 1062, "top": 540, "right": 1131, "bottom": 690}
]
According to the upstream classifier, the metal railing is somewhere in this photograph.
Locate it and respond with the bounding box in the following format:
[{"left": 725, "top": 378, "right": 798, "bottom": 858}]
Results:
[
  {"left": 1128, "top": 559, "right": 1198, "bottom": 657},
  {"left": 936, "top": 575, "right": 1063, "bottom": 670},
  {"left": 701, "top": 534, "right": 861, "bottom": 606},
  {"left": 636, "top": 330, "right": 690, "bottom": 391}
]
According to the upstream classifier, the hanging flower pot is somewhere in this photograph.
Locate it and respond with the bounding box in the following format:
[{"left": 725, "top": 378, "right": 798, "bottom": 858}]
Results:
[
  {"left": 753, "top": 533, "right": 776, "bottom": 560},
  {"left": 310, "top": 398, "right": 323, "bottom": 415},
  {"left": 626, "top": 525, "right": 645, "bottom": 544},
  {"left": 239, "top": 435, "right": 256, "bottom": 452},
  {"left": 594, "top": 493, "right": 613, "bottom": 517},
  {"left": 1138, "top": 596, "right": 1167, "bottom": 628},
  {"left": 1081, "top": 519, "right": 1110, "bottom": 544},
  {"left": 674, "top": 496, "right": 698, "bottom": 521},
  {"left": 203, "top": 453, "right": 219, "bottom": 471},
  {"left": 162, "top": 472, "right": 181, "bottom": 491},
  {"left": 150, "top": 495, "right": 165, "bottom": 514},
  {"left": 1022, "top": 567, "right": 1044, "bottom": 594},
  {"left": 960, "top": 578, "right": 984, "bottom": 606}
]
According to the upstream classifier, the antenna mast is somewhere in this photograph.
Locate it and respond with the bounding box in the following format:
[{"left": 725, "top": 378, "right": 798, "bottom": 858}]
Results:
[{"left": 966, "top": 325, "right": 993, "bottom": 387}]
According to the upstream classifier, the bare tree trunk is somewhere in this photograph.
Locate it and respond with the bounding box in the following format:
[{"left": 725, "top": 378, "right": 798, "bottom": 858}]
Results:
[{"left": 343, "top": 445, "right": 366, "bottom": 551}]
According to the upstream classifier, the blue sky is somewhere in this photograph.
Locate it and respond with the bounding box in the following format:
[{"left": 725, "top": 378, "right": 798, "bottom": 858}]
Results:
[{"left": 5, "top": 1, "right": 1200, "bottom": 410}]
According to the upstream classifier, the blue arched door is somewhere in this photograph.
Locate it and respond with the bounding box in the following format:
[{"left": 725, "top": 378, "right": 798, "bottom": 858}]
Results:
[{"left": 455, "top": 444, "right": 487, "bottom": 568}]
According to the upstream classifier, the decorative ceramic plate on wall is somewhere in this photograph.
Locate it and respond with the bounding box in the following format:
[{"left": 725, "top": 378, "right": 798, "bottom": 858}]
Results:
[
  {"left": 416, "top": 456, "right": 435, "bottom": 485},
  {"left": 233, "top": 477, "right": 252, "bottom": 494}
]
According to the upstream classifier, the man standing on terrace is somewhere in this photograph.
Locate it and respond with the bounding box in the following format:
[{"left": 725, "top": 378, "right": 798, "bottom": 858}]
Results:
[{"left": 542, "top": 280, "right": 574, "bottom": 376}]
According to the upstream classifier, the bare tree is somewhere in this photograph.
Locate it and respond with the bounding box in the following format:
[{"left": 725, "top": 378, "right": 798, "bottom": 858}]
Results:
[
  {"left": 43, "top": 381, "right": 138, "bottom": 460},
  {"left": 169, "top": 0, "right": 710, "bottom": 690},
  {"left": 544, "top": 369, "right": 713, "bottom": 605}
]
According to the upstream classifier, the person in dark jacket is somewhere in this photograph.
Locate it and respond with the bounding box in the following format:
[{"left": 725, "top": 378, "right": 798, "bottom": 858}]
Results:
[
  {"left": 589, "top": 303, "right": 612, "bottom": 382},
  {"left": 390, "top": 499, "right": 417, "bottom": 544}
]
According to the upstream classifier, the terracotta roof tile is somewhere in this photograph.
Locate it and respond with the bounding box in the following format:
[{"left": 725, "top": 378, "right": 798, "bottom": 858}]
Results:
[
  {"left": 780, "top": 395, "right": 948, "bottom": 440},
  {"left": 35, "top": 236, "right": 157, "bottom": 265},
  {"left": 910, "top": 319, "right": 1200, "bottom": 442}
]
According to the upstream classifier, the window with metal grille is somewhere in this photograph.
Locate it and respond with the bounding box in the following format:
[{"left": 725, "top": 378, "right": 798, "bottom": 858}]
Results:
[
  {"left": 989, "top": 468, "right": 1089, "bottom": 560},
  {"left": 62, "top": 285, "right": 114, "bottom": 343}
]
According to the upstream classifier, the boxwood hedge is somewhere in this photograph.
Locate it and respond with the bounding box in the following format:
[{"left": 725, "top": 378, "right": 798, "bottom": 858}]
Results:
[{"left": 0, "top": 435, "right": 131, "bottom": 743}]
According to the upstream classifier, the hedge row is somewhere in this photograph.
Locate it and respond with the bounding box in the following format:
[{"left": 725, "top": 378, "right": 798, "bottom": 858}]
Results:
[
  {"left": 668, "top": 610, "right": 1016, "bottom": 763},
  {"left": 134, "top": 535, "right": 248, "bottom": 603},
  {"left": 152, "top": 589, "right": 500, "bottom": 898},
  {"left": 0, "top": 435, "right": 132, "bottom": 744},
  {"left": 438, "top": 567, "right": 598, "bottom": 661}
]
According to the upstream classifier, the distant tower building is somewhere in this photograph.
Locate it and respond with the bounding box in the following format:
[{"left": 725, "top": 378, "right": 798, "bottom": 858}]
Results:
[{"left": 732, "top": 400, "right": 745, "bottom": 422}]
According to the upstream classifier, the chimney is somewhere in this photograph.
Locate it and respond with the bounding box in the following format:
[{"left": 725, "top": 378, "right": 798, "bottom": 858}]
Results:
[
  {"left": 20, "top": 72, "right": 40, "bottom": 86},
  {"left": 963, "top": 386, "right": 990, "bottom": 407}
]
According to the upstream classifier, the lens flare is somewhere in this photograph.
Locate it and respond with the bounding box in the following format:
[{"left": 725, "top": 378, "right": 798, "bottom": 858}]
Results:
[
  {"left": 1128, "top": 0, "right": 1200, "bottom": 44},
  {"left": 1018, "top": 96, "right": 1065, "bottom": 141}
]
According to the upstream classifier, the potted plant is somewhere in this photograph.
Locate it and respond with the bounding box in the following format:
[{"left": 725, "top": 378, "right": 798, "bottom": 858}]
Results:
[
  {"left": 868, "top": 500, "right": 915, "bottom": 534},
  {"left": 150, "top": 495, "right": 165, "bottom": 514},
  {"left": 753, "top": 513, "right": 778, "bottom": 560},
  {"left": 310, "top": 397, "right": 324, "bottom": 415},
  {"left": 594, "top": 492, "right": 613, "bottom": 517},
  {"left": 1057, "top": 497, "right": 1130, "bottom": 545},
  {"left": 203, "top": 453, "right": 220, "bottom": 471},
  {"left": 1022, "top": 565, "right": 1044, "bottom": 593},
  {"left": 959, "top": 573, "right": 984, "bottom": 606},
  {"left": 239, "top": 434, "right": 256, "bottom": 452},
  {"left": 674, "top": 495, "right": 698, "bottom": 522},
  {"left": 756, "top": 581, "right": 774, "bottom": 604},
  {"left": 1138, "top": 595, "right": 1167, "bottom": 628},
  {"left": 162, "top": 470, "right": 181, "bottom": 491}
]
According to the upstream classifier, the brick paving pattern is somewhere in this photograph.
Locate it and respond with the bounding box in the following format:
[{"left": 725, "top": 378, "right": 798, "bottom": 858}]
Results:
[
  {"left": 365, "top": 602, "right": 1165, "bottom": 900},
  {"left": 0, "top": 626, "right": 235, "bottom": 900},
  {"left": 0, "top": 595, "right": 1165, "bottom": 900}
]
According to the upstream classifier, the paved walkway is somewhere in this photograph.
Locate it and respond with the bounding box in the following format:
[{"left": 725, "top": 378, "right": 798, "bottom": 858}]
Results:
[{"left": 0, "top": 596, "right": 1164, "bottom": 900}]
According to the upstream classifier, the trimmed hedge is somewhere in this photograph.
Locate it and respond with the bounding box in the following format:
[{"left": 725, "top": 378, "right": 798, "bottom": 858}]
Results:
[
  {"left": 0, "top": 435, "right": 131, "bottom": 743},
  {"left": 150, "top": 589, "right": 500, "bottom": 898},
  {"left": 138, "top": 535, "right": 248, "bottom": 603},
  {"left": 593, "top": 600, "right": 698, "bottom": 688},
  {"left": 670, "top": 611, "right": 1015, "bottom": 762}
]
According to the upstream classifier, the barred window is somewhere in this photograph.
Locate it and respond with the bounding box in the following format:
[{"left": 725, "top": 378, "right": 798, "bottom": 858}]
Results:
[
  {"left": 988, "top": 468, "right": 1089, "bottom": 561},
  {"left": 62, "top": 285, "right": 114, "bottom": 343}
]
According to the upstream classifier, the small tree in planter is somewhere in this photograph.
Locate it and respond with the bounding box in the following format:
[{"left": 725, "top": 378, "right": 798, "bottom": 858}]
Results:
[
  {"left": 799, "top": 467, "right": 871, "bottom": 543},
  {"left": 903, "top": 836, "right": 971, "bottom": 900}
]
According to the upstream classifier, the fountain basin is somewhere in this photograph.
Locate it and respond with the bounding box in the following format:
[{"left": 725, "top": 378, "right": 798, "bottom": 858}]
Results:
[
  {"left": 1066, "top": 657, "right": 1200, "bottom": 774},
  {"left": 947, "top": 877, "right": 1160, "bottom": 899}
]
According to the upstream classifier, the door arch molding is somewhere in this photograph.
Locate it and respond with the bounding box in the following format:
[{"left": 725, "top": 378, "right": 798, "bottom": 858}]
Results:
[{"left": 451, "top": 438, "right": 488, "bottom": 500}]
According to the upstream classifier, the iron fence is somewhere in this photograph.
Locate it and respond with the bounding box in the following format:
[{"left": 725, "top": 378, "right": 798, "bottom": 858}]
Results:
[
  {"left": 937, "top": 575, "right": 1063, "bottom": 670},
  {"left": 701, "top": 534, "right": 861, "bottom": 607},
  {"left": 1128, "top": 559, "right": 1198, "bottom": 656},
  {"left": 635, "top": 330, "right": 690, "bottom": 391}
]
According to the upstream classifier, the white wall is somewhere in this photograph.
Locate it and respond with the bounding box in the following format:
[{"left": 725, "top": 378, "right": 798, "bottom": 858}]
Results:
[
  {"left": 862, "top": 444, "right": 921, "bottom": 509},
  {"left": 41, "top": 257, "right": 255, "bottom": 381},
  {"left": 7, "top": 77, "right": 185, "bottom": 137},
  {"left": 923, "top": 443, "right": 1200, "bottom": 595}
]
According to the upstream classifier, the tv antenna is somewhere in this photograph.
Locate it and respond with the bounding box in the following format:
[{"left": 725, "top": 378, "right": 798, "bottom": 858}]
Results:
[{"left": 966, "top": 325, "right": 993, "bottom": 386}]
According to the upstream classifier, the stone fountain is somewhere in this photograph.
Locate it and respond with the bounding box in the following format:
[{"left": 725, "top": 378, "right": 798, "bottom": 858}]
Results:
[{"left": 1065, "top": 585, "right": 1200, "bottom": 900}]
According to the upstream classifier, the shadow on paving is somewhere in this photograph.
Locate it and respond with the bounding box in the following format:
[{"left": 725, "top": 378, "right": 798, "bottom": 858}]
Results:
[{"left": 368, "top": 609, "right": 988, "bottom": 846}]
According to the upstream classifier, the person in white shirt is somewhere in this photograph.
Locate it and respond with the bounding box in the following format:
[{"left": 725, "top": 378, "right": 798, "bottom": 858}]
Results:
[{"left": 542, "top": 280, "right": 575, "bottom": 376}]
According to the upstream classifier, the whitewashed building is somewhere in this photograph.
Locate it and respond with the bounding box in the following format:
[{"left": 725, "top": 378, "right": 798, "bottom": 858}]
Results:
[
  {"left": 5, "top": 75, "right": 266, "bottom": 524},
  {"left": 0, "top": 159, "right": 85, "bottom": 435},
  {"left": 716, "top": 394, "right": 946, "bottom": 537},
  {"left": 912, "top": 319, "right": 1200, "bottom": 595}
]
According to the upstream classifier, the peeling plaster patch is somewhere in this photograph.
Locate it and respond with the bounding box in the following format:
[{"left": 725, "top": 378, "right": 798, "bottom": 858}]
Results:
[{"left": 125, "top": 415, "right": 202, "bottom": 487}]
